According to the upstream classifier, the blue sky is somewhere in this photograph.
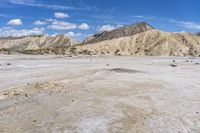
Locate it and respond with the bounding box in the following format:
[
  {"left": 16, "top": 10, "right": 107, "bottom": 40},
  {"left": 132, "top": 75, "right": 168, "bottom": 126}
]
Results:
[{"left": 0, "top": 0, "right": 200, "bottom": 40}]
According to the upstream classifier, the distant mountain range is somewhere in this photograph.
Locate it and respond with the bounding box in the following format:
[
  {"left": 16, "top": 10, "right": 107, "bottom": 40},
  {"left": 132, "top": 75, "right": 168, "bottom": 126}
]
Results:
[{"left": 0, "top": 22, "right": 200, "bottom": 56}]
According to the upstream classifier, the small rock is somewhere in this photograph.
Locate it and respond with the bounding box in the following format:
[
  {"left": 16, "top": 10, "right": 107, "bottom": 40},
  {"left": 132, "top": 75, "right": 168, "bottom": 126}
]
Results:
[
  {"left": 169, "top": 64, "right": 177, "bottom": 67},
  {"left": 172, "top": 60, "right": 176, "bottom": 62},
  {"left": 72, "top": 100, "right": 75, "bottom": 102},
  {"left": 195, "top": 63, "right": 199, "bottom": 65},
  {"left": 33, "top": 120, "right": 37, "bottom": 122},
  {"left": 106, "top": 64, "right": 110, "bottom": 66},
  {"left": 25, "top": 94, "right": 28, "bottom": 97},
  {"left": 6, "top": 63, "right": 11, "bottom": 65}
]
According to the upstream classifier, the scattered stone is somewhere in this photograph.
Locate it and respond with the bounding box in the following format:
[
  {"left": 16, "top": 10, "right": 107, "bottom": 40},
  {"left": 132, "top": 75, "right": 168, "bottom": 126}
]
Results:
[
  {"left": 25, "top": 94, "right": 28, "bottom": 97},
  {"left": 72, "top": 100, "right": 75, "bottom": 102},
  {"left": 169, "top": 64, "right": 177, "bottom": 67},
  {"left": 33, "top": 120, "right": 37, "bottom": 122},
  {"left": 172, "top": 60, "right": 176, "bottom": 62},
  {"left": 6, "top": 63, "right": 11, "bottom": 65}
]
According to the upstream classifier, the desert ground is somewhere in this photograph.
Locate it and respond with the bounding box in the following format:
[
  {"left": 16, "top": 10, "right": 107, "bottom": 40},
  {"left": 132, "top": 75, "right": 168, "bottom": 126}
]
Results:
[{"left": 0, "top": 55, "right": 200, "bottom": 133}]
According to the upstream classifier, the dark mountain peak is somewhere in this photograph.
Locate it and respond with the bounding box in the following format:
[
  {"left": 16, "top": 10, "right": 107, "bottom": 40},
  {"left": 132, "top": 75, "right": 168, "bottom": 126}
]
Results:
[
  {"left": 83, "top": 22, "right": 154, "bottom": 44},
  {"left": 129, "top": 22, "right": 154, "bottom": 29}
]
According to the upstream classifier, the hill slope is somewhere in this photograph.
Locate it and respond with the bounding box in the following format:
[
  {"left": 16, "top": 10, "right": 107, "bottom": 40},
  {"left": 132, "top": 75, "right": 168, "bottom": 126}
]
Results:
[
  {"left": 77, "top": 29, "right": 200, "bottom": 56},
  {"left": 0, "top": 35, "right": 74, "bottom": 51}
]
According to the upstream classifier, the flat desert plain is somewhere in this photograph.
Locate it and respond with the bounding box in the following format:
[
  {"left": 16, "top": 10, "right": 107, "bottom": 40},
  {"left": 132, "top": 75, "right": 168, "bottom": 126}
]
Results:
[{"left": 0, "top": 55, "right": 200, "bottom": 133}]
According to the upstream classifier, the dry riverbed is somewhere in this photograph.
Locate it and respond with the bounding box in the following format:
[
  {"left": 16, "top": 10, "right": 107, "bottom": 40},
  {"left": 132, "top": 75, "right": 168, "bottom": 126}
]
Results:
[{"left": 0, "top": 55, "right": 200, "bottom": 133}]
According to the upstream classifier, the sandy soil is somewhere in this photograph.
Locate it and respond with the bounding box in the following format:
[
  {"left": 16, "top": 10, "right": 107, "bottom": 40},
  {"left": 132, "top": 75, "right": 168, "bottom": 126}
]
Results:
[{"left": 0, "top": 55, "right": 200, "bottom": 133}]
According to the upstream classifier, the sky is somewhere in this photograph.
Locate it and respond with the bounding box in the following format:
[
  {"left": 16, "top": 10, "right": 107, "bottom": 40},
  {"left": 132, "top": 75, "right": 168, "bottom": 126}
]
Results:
[{"left": 0, "top": 0, "right": 200, "bottom": 40}]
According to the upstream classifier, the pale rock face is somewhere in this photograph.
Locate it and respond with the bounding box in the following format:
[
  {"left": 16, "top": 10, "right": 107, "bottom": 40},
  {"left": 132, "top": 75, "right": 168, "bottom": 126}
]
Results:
[{"left": 0, "top": 35, "right": 74, "bottom": 51}]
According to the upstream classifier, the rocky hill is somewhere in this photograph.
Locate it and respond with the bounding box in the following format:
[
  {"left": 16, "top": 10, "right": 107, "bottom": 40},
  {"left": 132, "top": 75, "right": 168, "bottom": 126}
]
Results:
[
  {"left": 0, "top": 34, "right": 74, "bottom": 51},
  {"left": 83, "top": 22, "right": 153, "bottom": 44},
  {"left": 196, "top": 32, "right": 200, "bottom": 36},
  {"left": 77, "top": 23, "right": 200, "bottom": 56}
]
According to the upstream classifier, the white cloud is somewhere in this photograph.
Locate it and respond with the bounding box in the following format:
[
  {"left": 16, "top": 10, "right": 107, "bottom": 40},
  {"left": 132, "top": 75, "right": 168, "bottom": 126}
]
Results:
[
  {"left": 65, "top": 32, "right": 82, "bottom": 38},
  {"left": 7, "top": 19, "right": 23, "bottom": 26},
  {"left": 170, "top": 20, "right": 200, "bottom": 30},
  {"left": 0, "top": 27, "right": 45, "bottom": 37},
  {"left": 64, "top": 32, "right": 91, "bottom": 40},
  {"left": 7, "top": 0, "right": 88, "bottom": 11},
  {"left": 46, "top": 19, "right": 57, "bottom": 22},
  {"left": 47, "top": 20, "right": 90, "bottom": 31},
  {"left": 132, "top": 15, "right": 152, "bottom": 19},
  {"left": 34, "top": 20, "right": 47, "bottom": 25},
  {"left": 0, "top": 13, "right": 8, "bottom": 18},
  {"left": 54, "top": 12, "right": 69, "bottom": 18},
  {"left": 78, "top": 23, "right": 89, "bottom": 30},
  {"left": 32, "top": 27, "right": 45, "bottom": 31},
  {"left": 48, "top": 21, "right": 77, "bottom": 30},
  {"left": 98, "top": 25, "right": 115, "bottom": 32},
  {"left": 98, "top": 24, "right": 123, "bottom": 32}
]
